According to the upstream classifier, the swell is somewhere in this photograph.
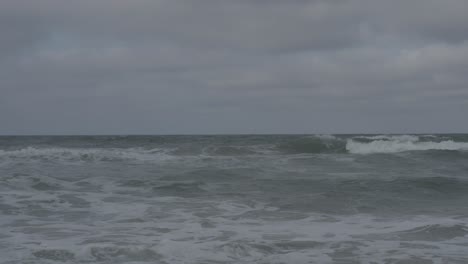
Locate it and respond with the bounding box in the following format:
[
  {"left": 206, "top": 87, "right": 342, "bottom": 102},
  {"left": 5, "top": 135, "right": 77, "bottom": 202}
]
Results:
[
  {"left": 346, "top": 137, "right": 468, "bottom": 154},
  {"left": 261, "top": 176, "right": 468, "bottom": 215},
  {"left": 275, "top": 135, "right": 346, "bottom": 154},
  {"left": 271, "top": 134, "right": 468, "bottom": 154},
  {"left": 0, "top": 147, "right": 173, "bottom": 162},
  {"left": 0, "top": 135, "right": 467, "bottom": 161}
]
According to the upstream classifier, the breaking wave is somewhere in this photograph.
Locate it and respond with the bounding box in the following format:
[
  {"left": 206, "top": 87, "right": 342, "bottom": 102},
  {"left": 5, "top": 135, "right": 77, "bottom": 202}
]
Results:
[
  {"left": 0, "top": 147, "right": 173, "bottom": 162},
  {"left": 276, "top": 134, "right": 468, "bottom": 154},
  {"left": 276, "top": 138, "right": 345, "bottom": 154},
  {"left": 0, "top": 135, "right": 467, "bottom": 161},
  {"left": 346, "top": 136, "right": 468, "bottom": 154}
]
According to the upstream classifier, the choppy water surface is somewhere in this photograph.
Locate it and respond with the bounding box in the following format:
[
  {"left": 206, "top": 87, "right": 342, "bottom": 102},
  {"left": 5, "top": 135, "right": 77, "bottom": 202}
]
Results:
[{"left": 1, "top": 134, "right": 468, "bottom": 263}]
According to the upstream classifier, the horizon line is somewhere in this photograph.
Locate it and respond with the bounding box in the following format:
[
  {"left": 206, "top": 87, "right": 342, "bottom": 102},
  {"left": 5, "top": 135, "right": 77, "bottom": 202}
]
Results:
[{"left": 1, "top": 132, "right": 467, "bottom": 137}]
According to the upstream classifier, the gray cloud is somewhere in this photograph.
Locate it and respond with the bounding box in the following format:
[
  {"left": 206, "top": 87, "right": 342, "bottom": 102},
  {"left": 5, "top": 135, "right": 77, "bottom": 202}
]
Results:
[{"left": 1, "top": 0, "right": 467, "bottom": 134}]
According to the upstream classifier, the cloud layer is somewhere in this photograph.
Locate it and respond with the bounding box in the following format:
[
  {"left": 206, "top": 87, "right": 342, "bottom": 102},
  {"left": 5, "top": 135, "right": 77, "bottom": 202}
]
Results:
[{"left": 1, "top": 0, "right": 468, "bottom": 134}]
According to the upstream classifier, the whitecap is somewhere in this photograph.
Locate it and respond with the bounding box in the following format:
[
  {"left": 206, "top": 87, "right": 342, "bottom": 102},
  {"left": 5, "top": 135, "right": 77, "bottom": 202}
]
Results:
[
  {"left": 0, "top": 147, "right": 174, "bottom": 163},
  {"left": 346, "top": 139, "right": 468, "bottom": 154}
]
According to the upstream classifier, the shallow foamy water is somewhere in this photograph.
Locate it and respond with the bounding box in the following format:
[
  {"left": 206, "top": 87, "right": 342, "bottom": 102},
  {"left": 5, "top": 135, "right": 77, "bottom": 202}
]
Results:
[{"left": 1, "top": 135, "right": 468, "bottom": 263}]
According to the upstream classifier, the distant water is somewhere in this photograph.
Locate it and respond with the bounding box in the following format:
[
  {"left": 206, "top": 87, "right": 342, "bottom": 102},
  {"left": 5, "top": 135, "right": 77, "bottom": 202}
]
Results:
[{"left": 1, "top": 134, "right": 468, "bottom": 263}]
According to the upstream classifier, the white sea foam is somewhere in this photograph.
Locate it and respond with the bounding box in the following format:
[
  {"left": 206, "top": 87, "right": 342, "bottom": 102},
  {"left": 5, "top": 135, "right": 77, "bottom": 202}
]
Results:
[
  {"left": 347, "top": 139, "right": 468, "bottom": 154},
  {"left": 2, "top": 175, "right": 468, "bottom": 263},
  {"left": 352, "top": 135, "right": 420, "bottom": 142},
  {"left": 2, "top": 135, "right": 468, "bottom": 263},
  {"left": 314, "top": 134, "right": 339, "bottom": 140},
  {"left": 0, "top": 147, "right": 173, "bottom": 162}
]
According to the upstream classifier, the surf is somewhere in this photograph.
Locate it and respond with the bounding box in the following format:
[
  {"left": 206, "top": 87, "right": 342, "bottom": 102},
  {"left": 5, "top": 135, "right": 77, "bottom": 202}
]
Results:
[{"left": 346, "top": 135, "right": 468, "bottom": 154}]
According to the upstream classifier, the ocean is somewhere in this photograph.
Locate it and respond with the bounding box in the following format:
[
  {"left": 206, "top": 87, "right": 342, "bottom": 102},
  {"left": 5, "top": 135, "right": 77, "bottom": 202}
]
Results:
[{"left": 1, "top": 134, "right": 468, "bottom": 263}]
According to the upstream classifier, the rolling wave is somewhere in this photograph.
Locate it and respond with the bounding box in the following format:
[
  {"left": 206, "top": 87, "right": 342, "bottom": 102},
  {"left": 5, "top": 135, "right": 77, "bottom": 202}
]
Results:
[
  {"left": 275, "top": 136, "right": 345, "bottom": 154},
  {"left": 0, "top": 147, "right": 172, "bottom": 162},
  {"left": 346, "top": 137, "right": 468, "bottom": 154},
  {"left": 0, "top": 135, "right": 467, "bottom": 161},
  {"left": 276, "top": 134, "right": 468, "bottom": 154}
]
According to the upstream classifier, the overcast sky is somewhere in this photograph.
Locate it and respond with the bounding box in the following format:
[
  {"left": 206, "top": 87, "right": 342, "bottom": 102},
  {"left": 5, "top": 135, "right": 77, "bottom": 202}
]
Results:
[{"left": 1, "top": 0, "right": 467, "bottom": 134}]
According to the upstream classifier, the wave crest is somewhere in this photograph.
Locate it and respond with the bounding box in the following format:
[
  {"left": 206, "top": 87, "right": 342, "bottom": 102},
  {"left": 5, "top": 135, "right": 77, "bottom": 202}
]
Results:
[
  {"left": 276, "top": 136, "right": 345, "bottom": 154},
  {"left": 0, "top": 147, "right": 172, "bottom": 162},
  {"left": 347, "top": 137, "right": 468, "bottom": 154},
  {"left": 1, "top": 135, "right": 467, "bottom": 159}
]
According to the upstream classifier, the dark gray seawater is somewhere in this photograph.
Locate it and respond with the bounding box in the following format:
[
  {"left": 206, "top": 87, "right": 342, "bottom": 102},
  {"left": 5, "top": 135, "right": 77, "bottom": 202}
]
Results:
[{"left": 1, "top": 134, "right": 468, "bottom": 263}]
